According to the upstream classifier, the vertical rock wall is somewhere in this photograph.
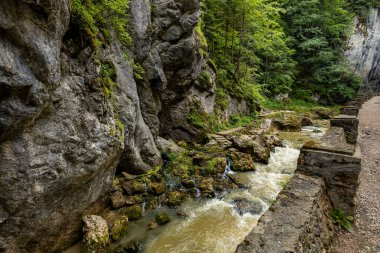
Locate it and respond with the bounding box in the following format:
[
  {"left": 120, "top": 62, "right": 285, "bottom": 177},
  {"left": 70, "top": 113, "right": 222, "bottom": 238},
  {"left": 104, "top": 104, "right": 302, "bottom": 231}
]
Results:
[{"left": 346, "top": 8, "right": 380, "bottom": 92}]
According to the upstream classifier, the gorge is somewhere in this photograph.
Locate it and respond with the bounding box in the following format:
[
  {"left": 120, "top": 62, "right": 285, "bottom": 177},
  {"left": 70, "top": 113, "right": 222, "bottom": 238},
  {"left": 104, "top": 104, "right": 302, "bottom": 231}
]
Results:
[{"left": 0, "top": 1, "right": 379, "bottom": 253}]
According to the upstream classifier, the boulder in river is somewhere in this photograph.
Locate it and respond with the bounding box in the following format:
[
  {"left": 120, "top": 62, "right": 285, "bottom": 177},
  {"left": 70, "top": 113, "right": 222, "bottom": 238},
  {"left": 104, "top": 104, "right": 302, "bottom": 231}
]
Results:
[
  {"left": 231, "top": 135, "right": 271, "bottom": 164},
  {"left": 228, "top": 149, "right": 256, "bottom": 172},
  {"left": 82, "top": 215, "right": 110, "bottom": 253},
  {"left": 156, "top": 212, "right": 171, "bottom": 225},
  {"left": 233, "top": 199, "right": 264, "bottom": 215}
]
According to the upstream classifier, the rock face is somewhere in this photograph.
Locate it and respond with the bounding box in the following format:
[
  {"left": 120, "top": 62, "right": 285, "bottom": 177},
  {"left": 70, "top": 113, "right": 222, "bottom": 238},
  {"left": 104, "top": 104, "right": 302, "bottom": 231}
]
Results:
[
  {"left": 346, "top": 8, "right": 380, "bottom": 92},
  {"left": 0, "top": 0, "right": 255, "bottom": 252}
]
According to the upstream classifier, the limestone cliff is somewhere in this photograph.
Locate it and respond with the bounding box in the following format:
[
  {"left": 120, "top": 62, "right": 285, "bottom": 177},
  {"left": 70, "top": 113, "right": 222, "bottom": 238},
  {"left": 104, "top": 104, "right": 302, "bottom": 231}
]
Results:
[
  {"left": 0, "top": 0, "right": 250, "bottom": 252},
  {"left": 346, "top": 7, "right": 380, "bottom": 92}
]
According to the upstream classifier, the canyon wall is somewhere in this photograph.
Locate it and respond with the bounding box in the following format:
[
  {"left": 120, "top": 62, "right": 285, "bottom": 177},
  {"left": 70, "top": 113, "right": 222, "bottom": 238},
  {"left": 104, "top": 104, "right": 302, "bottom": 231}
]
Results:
[
  {"left": 0, "top": 0, "right": 250, "bottom": 252},
  {"left": 346, "top": 8, "right": 380, "bottom": 92}
]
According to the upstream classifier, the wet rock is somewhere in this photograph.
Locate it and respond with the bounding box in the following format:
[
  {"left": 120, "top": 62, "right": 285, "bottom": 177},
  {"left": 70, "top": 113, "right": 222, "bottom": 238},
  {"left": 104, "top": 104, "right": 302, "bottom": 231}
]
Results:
[
  {"left": 156, "top": 137, "right": 184, "bottom": 154},
  {"left": 181, "top": 178, "right": 196, "bottom": 188},
  {"left": 198, "top": 177, "right": 215, "bottom": 197},
  {"left": 146, "top": 198, "right": 159, "bottom": 210},
  {"left": 119, "top": 205, "right": 143, "bottom": 220},
  {"left": 122, "top": 181, "right": 146, "bottom": 195},
  {"left": 82, "top": 215, "right": 110, "bottom": 253},
  {"left": 113, "top": 240, "right": 142, "bottom": 253},
  {"left": 264, "top": 133, "right": 283, "bottom": 150},
  {"left": 0, "top": 206, "right": 9, "bottom": 224},
  {"left": 176, "top": 208, "right": 188, "bottom": 217},
  {"left": 301, "top": 117, "right": 313, "bottom": 127},
  {"left": 111, "top": 191, "right": 127, "bottom": 209},
  {"left": 315, "top": 110, "right": 333, "bottom": 119},
  {"left": 156, "top": 212, "right": 171, "bottom": 225},
  {"left": 233, "top": 199, "right": 264, "bottom": 215},
  {"left": 148, "top": 221, "right": 158, "bottom": 230},
  {"left": 232, "top": 135, "right": 271, "bottom": 164},
  {"left": 104, "top": 212, "right": 129, "bottom": 241},
  {"left": 148, "top": 182, "right": 166, "bottom": 196},
  {"left": 228, "top": 149, "right": 256, "bottom": 172},
  {"left": 125, "top": 195, "right": 144, "bottom": 206},
  {"left": 166, "top": 191, "right": 183, "bottom": 207}
]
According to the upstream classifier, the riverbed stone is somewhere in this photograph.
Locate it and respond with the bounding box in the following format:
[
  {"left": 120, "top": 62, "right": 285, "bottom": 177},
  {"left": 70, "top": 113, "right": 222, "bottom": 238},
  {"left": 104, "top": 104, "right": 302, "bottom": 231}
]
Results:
[
  {"left": 82, "top": 215, "right": 110, "bottom": 253},
  {"left": 156, "top": 212, "right": 171, "bottom": 225},
  {"left": 228, "top": 149, "right": 256, "bottom": 172},
  {"left": 111, "top": 191, "right": 127, "bottom": 209},
  {"left": 232, "top": 135, "right": 271, "bottom": 164},
  {"left": 148, "top": 182, "right": 166, "bottom": 196},
  {"left": 233, "top": 199, "right": 264, "bottom": 215},
  {"left": 166, "top": 191, "right": 183, "bottom": 207},
  {"left": 119, "top": 205, "right": 143, "bottom": 220}
]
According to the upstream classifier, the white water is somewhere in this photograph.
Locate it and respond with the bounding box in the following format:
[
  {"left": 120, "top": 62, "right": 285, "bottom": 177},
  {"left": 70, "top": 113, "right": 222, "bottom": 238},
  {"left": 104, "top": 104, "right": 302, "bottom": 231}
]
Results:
[{"left": 143, "top": 146, "right": 301, "bottom": 253}]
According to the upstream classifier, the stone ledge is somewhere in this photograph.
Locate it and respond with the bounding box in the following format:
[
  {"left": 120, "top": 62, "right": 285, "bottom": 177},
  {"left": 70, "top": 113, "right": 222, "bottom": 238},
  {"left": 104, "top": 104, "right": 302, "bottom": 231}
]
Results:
[
  {"left": 330, "top": 116, "right": 359, "bottom": 144},
  {"left": 235, "top": 174, "right": 333, "bottom": 253},
  {"left": 303, "top": 127, "right": 356, "bottom": 156}
]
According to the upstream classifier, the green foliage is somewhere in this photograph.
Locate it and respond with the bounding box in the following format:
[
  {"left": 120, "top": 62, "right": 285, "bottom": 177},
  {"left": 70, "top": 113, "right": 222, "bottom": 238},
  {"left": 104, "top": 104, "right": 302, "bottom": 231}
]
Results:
[
  {"left": 198, "top": 70, "right": 214, "bottom": 90},
  {"left": 330, "top": 209, "right": 353, "bottom": 230},
  {"left": 100, "top": 62, "right": 125, "bottom": 141},
  {"left": 203, "top": 0, "right": 296, "bottom": 96},
  {"left": 347, "top": 0, "right": 380, "bottom": 20},
  {"left": 71, "top": 0, "right": 131, "bottom": 48},
  {"left": 263, "top": 98, "right": 339, "bottom": 114},
  {"left": 282, "top": 0, "right": 361, "bottom": 104},
  {"left": 130, "top": 60, "right": 145, "bottom": 80},
  {"left": 215, "top": 88, "right": 229, "bottom": 111}
]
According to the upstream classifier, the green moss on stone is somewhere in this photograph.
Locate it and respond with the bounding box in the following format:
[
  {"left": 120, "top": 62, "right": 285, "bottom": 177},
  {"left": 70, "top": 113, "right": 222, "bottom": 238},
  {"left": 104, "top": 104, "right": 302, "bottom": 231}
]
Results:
[{"left": 156, "top": 212, "right": 171, "bottom": 225}]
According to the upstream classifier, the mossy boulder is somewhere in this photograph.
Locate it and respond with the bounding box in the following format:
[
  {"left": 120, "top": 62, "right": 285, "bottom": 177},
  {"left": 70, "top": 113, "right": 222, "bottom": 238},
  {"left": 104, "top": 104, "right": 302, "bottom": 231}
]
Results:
[
  {"left": 110, "top": 216, "right": 128, "bottom": 241},
  {"left": 122, "top": 180, "right": 146, "bottom": 195},
  {"left": 147, "top": 182, "right": 166, "bottom": 195},
  {"left": 104, "top": 211, "right": 129, "bottom": 242},
  {"left": 82, "top": 215, "right": 110, "bottom": 253},
  {"left": 270, "top": 111, "right": 302, "bottom": 131},
  {"left": 110, "top": 191, "right": 126, "bottom": 209},
  {"left": 119, "top": 205, "right": 143, "bottom": 220},
  {"left": 112, "top": 240, "right": 141, "bottom": 253},
  {"left": 228, "top": 149, "right": 255, "bottom": 172},
  {"left": 124, "top": 195, "right": 144, "bottom": 206},
  {"left": 232, "top": 135, "right": 271, "bottom": 164},
  {"left": 156, "top": 212, "right": 171, "bottom": 225},
  {"left": 166, "top": 191, "right": 183, "bottom": 207}
]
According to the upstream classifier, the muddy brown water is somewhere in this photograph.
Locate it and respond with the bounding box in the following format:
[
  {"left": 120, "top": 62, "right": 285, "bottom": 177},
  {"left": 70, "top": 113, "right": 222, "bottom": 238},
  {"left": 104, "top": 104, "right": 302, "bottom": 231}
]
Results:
[{"left": 63, "top": 122, "right": 328, "bottom": 253}]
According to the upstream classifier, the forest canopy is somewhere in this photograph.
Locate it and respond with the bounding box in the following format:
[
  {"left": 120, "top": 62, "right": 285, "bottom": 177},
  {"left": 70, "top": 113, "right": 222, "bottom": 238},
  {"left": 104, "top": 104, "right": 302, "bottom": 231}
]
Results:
[{"left": 201, "top": 0, "right": 370, "bottom": 104}]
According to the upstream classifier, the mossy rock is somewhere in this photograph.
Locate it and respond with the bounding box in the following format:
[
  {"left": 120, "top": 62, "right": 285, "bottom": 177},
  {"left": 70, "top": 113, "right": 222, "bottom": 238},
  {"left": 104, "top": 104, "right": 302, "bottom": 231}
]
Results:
[
  {"left": 125, "top": 195, "right": 144, "bottom": 206},
  {"left": 197, "top": 70, "right": 214, "bottom": 91},
  {"left": 156, "top": 212, "right": 171, "bottom": 225},
  {"left": 122, "top": 180, "right": 146, "bottom": 195},
  {"left": 148, "top": 182, "right": 166, "bottom": 196},
  {"left": 112, "top": 240, "right": 141, "bottom": 253},
  {"left": 166, "top": 191, "right": 183, "bottom": 207},
  {"left": 119, "top": 205, "right": 143, "bottom": 220},
  {"left": 110, "top": 191, "right": 126, "bottom": 209},
  {"left": 228, "top": 149, "right": 255, "bottom": 172},
  {"left": 110, "top": 215, "right": 128, "bottom": 241}
]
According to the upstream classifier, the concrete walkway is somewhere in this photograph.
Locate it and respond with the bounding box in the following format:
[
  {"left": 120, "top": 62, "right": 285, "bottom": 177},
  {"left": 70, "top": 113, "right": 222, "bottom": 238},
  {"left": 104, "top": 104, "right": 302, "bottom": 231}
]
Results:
[{"left": 332, "top": 97, "right": 380, "bottom": 253}]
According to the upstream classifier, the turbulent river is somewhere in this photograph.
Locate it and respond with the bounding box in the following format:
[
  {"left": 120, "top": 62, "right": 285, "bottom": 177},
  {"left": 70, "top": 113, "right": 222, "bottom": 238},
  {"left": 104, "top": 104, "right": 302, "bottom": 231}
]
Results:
[
  {"left": 140, "top": 124, "right": 328, "bottom": 253},
  {"left": 63, "top": 123, "right": 328, "bottom": 253}
]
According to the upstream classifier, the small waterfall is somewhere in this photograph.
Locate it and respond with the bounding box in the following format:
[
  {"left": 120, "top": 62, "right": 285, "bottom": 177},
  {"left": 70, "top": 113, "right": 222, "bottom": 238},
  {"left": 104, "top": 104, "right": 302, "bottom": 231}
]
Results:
[{"left": 222, "top": 157, "right": 235, "bottom": 179}]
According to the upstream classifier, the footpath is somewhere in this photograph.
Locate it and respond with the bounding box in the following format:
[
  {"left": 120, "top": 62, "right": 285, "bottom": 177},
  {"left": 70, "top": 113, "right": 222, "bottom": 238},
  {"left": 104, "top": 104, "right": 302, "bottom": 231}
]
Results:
[{"left": 333, "top": 97, "right": 380, "bottom": 253}]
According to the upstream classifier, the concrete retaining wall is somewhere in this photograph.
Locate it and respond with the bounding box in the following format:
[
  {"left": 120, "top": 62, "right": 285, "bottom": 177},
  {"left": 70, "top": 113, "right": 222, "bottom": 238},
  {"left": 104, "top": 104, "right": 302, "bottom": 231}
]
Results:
[{"left": 235, "top": 93, "right": 375, "bottom": 253}]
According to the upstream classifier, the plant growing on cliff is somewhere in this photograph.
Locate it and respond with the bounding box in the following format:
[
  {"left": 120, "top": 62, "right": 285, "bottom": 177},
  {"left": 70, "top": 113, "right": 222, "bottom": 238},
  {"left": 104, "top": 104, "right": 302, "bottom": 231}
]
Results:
[
  {"left": 71, "top": 0, "right": 131, "bottom": 48},
  {"left": 330, "top": 209, "right": 353, "bottom": 230}
]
